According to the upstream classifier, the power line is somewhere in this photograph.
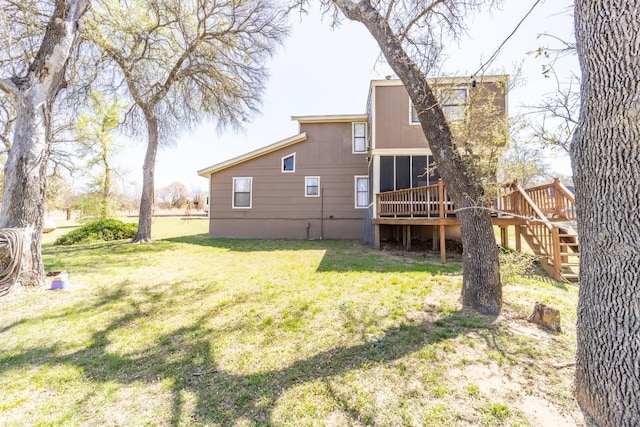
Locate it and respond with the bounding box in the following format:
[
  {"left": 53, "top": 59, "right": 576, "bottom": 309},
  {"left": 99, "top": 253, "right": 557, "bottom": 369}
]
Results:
[{"left": 471, "top": 0, "right": 544, "bottom": 82}]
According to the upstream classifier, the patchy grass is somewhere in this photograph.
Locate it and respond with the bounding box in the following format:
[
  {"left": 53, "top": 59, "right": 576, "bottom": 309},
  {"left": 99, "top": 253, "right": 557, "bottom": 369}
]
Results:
[{"left": 1, "top": 218, "right": 584, "bottom": 426}]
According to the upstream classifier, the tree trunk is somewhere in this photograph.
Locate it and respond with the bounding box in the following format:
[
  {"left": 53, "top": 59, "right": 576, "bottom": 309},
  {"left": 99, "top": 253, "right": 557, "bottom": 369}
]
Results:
[
  {"left": 132, "top": 109, "right": 159, "bottom": 243},
  {"left": 101, "top": 151, "right": 110, "bottom": 219},
  {"left": 0, "top": 0, "right": 89, "bottom": 286},
  {"left": 573, "top": 2, "right": 640, "bottom": 425},
  {"left": 334, "top": 0, "right": 501, "bottom": 315}
]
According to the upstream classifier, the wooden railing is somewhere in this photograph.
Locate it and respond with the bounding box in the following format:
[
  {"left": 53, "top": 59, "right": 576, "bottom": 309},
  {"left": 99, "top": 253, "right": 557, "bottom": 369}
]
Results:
[
  {"left": 376, "top": 178, "right": 456, "bottom": 218},
  {"left": 499, "top": 180, "right": 579, "bottom": 281}
]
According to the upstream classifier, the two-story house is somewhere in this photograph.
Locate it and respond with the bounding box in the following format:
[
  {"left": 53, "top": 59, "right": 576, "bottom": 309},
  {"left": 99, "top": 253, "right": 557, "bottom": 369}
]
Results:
[{"left": 197, "top": 75, "right": 509, "bottom": 247}]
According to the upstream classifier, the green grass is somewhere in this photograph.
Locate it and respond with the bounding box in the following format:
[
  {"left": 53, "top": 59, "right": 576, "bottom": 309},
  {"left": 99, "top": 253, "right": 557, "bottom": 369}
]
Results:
[{"left": 0, "top": 218, "right": 583, "bottom": 426}]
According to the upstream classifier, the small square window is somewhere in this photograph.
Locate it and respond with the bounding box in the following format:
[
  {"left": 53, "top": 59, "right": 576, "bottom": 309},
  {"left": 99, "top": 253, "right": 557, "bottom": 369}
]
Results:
[
  {"left": 353, "top": 123, "right": 367, "bottom": 153},
  {"left": 305, "top": 176, "right": 320, "bottom": 197},
  {"left": 282, "top": 153, "right": 295, "bottom": 172}
]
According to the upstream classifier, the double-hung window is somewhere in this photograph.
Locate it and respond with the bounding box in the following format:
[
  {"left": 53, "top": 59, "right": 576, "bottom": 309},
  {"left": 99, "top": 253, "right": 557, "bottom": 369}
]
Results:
[
  {"left": 232, "top": 177, "right": 252, "bottom": 208},
  {"left": 352, "top": 123, "right": 367, "bottom": 153},
  {"left": 441, "top": 88, "right": 467, "bottom": 122},
  {"left": 305, "top": 176, "right": 320, "bottom": 197},
  {"left": 355, "top": 176, "right": 369, "bottom": 208}
]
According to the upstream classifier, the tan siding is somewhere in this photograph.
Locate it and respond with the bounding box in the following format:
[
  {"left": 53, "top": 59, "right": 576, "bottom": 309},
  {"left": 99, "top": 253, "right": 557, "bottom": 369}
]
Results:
[
  {"left": 374, "top": 86, "right": 428, "bottom": 150},
  {"left": 207, "top": 121, "right": 368, "bottom": 238},
  {"left": 373, "top": 80, "right": 507, "bottom": 150}
]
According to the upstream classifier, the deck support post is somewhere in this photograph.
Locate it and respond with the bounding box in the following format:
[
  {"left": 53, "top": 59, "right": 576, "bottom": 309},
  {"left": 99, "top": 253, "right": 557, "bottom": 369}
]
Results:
[
  {"left": 439, "top": 224, "right": 446, "bottom": 263},
  {"left": 552, "top": 226, "right": 563, "bottom": 281},
  {"left": 374, "top": 224, "right": 380, "bottom": 250},
  {"left": 499, "top": 226, "right": 508, "bottom": 248},
  {"left": 432, "top": 226, "right": 438, "bottom": 251},
  {"left": 515, "top": 225, "right": 522, "bottom": 251}
]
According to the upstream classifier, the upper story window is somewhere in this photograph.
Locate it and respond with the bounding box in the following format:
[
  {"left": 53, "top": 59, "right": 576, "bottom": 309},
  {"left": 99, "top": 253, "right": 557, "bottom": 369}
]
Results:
[
  {"left": 305, "top": 176, "right": 320, "bottom": 197},
  {"left": 282, "top": 153, "right": 295, "bottom": 173},
  {"left": 410, "top": 104, "right": 420, "bottom": 124},
  {"left": 352, "top": 122, "right": 367, "bottom": 153},
  {"left": 441, "top": 88, "right": 468, "bottom": 122},
  {"left": 410, "top": 87, "right": 468, "bottom": 124},
  {"left": 232, "top": 177, "right": 252, "bottom": 209}
]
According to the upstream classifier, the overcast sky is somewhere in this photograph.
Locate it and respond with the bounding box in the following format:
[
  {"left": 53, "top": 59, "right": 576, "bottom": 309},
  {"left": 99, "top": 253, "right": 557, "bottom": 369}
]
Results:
[{"left": 111, "top": 0, "right": 577, "bottom": 196}]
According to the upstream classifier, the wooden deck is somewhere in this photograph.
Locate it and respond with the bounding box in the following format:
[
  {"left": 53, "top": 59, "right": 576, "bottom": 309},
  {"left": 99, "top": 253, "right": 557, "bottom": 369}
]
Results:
[{"left": 374, "top": 178, "right": 579, "bottom": 282}]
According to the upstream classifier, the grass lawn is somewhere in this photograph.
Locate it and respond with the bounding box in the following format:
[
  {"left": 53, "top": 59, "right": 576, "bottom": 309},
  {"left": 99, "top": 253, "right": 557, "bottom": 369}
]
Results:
[{"left": 1, "top": 218, "right": 584, "bottom": 426}]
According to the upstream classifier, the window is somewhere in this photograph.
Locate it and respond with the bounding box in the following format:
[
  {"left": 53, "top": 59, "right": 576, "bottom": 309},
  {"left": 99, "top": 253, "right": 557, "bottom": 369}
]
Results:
[
  {"left": 353, "top": 122, "right": 367, "bottom": 153},
  {"left": 410, "top": 104, "right": 420, "bottom": 124},
  {"left": 282, "top": 153, "right": 295, "bottom": 173},
  {"left": 355, "top": 176, "right": 369, "bottom": 208},
  {"left": 232, "top": 177, "right": 252, "bottom": 208},
  {"left": 410, "top": 87, "right": 468, "bottom": 124},
  {"left": 441, "top": 88, "right": 467, "bottom": 122},
  {"left": 305, "top": 176, "right": 320, "bottom": 197}
]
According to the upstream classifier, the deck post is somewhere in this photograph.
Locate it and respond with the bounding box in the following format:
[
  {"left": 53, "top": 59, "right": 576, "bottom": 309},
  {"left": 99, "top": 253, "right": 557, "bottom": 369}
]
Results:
[
  {"left": 440, "top": 224, "right": 446, "bottom": 263},
  {"left": 432, "top": 226, "right": 438, "bottom": 251},
  {"left": 374, "top": 224, "right": 380, "bottom": 250},
  {"left": 438, "top": 178, "right": 445, "bottom": 218},
  {"left": 515, "top": 225, "right": 522, "bottom": 251},
  {"left": 406, "top": 226, "right": 412, "bottom": 250},
  {"left": 553, "top": 177, "right": 563, "bottom": 218},
  {"left": 551, "top": 226, "right": 563, "bottom": 281},
  {"left": 499, "top": 226, "right": 508, "bottom": 248}
]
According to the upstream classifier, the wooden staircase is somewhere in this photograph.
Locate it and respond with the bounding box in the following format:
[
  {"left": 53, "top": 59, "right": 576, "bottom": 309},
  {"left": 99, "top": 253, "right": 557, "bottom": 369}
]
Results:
[{"left": 500, "top": 179, "right": 580, "bottom": 282}]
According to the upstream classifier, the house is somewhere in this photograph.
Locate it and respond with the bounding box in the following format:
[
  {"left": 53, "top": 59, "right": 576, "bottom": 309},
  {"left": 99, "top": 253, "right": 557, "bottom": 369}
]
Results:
[{"left": 197, "top": 75, "right": 509, "bottom": 244}]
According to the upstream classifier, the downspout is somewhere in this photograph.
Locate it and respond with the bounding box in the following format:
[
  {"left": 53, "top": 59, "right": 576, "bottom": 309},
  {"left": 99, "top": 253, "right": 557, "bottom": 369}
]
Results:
[{"left": 320, "top": 187, "right": 324, "bottom": 240}]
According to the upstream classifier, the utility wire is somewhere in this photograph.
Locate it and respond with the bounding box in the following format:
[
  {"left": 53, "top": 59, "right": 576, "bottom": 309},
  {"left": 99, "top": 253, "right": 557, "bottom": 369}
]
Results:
[{"left": 471, "top": 0, "right": 544, "bottom": 80}]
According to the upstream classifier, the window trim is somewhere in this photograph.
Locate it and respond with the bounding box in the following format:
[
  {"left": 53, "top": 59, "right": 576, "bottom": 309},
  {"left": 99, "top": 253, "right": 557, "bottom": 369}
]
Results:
[
  {"left": 281, "top": 152, "right": 296, "bottom": 173},
  {"left": 354, "top": 175, "right": 369, "bottom": 209},
  {"left": 305, "top": 176, "right": 320, "bottom": 198},
  {"left": 409, "top": 102, "right": 420, "bottom": 125},
  {"left": 232, "top": 177, "right": 252, "bottom": 209},
  {"left": 409, "top": 86, "right": 469, "bottom": 125},
  {"left": 352, "top": 122, "right": 367, "bottom": 154},
  {"left": 439, "top": 87, "right": 468, "bottom": 123}
]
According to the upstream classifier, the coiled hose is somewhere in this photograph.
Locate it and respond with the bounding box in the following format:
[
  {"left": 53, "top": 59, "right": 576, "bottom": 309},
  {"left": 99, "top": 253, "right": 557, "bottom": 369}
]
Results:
[{"left": 0, "top": 228, "right": 24, "bottom": 296}]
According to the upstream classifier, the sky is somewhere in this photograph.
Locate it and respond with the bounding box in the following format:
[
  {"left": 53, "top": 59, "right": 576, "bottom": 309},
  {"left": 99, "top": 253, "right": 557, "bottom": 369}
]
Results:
[{"left": 112, "top": 0, "right": 577, "bottom": 197}]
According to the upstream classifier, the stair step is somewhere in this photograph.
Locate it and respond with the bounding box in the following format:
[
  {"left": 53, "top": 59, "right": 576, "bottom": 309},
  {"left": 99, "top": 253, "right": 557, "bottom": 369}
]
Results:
[
  {"left": 562, "top": 262, "right": 580, "bottom": 267},
  {"left": 562, "top": 273, "right": 579, "bottom": 280}
]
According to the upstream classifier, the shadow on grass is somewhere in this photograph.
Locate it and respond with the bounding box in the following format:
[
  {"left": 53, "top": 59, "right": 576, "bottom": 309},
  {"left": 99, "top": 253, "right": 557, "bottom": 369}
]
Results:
[
  {"left": 164, "top": 235, "right": 462, "bottom": 275},
  {"left": 0, "top": 284, "right": 494, "bottom": 426}
]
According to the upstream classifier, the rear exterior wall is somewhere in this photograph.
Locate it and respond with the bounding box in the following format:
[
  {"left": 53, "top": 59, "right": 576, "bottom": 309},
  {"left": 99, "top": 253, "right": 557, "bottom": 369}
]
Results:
[{"left": 207, "top": 122, "right": 369, "bottom": 239}]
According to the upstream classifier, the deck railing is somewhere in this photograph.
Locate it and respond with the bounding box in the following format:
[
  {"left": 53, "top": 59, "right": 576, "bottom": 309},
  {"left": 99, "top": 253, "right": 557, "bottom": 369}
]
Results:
[
  {"left": 376, "top": 178, "right": 579, "bottom": 281},
  {"left": 376, "top": 178, "right": 455, "bottom": 218},
  {"left": 499, "top": 179, "right": 579, "bottom": 281}
]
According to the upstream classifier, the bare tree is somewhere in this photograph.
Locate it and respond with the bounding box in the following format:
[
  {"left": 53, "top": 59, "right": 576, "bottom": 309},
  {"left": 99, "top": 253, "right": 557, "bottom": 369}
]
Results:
[
  {"left": 84, "top": 0, "right": 288, "bottom": 242},
  {"left": 328, "top": 0, "right": 503, "bottom": 314},
  {"left": 573, "top": 1, "right": 640, "bottom": 425},
  {"left": 0, "top": 0, "right": 90, "bottom": 286},
  {"left": 157, "top": 182, "right": 189, "bottom": 209}
]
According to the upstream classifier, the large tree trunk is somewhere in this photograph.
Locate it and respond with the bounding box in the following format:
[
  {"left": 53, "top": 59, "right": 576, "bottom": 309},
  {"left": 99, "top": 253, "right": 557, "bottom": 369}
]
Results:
[
  {"left": 0, "top": 0, "right": 90, "bottom": 286},
  {"left": 335, "top": 0, "right": 501, "bottom": 315},
  {"left": 132, "top": 110, "right": 159, "bottom": 243},
  {"left": 573, "top": 1, "right": 640, "bottom": 425}
]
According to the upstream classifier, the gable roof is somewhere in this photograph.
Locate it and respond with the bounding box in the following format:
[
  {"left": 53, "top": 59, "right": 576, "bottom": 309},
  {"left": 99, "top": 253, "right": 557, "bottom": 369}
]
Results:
[{"left": 197, "top": 132, "right": 307, "bottom": 177}]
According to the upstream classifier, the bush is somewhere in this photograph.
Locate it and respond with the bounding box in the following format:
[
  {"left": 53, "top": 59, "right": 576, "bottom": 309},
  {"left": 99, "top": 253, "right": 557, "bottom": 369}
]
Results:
[
  {"left": 498, "top": 246, "right": 537, "bottom": 285},
  {"left": 54, "top": 219, "right": 138, "bottom": 246}
]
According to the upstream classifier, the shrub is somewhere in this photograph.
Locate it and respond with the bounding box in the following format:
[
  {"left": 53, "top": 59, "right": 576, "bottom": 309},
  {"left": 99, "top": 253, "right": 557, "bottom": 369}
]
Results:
[
  {"left": 54, "top": 219, "right": 137, "bottom": 246},
  {"left": 498, "top": 246, "right": 537, "bottom": 285}
]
